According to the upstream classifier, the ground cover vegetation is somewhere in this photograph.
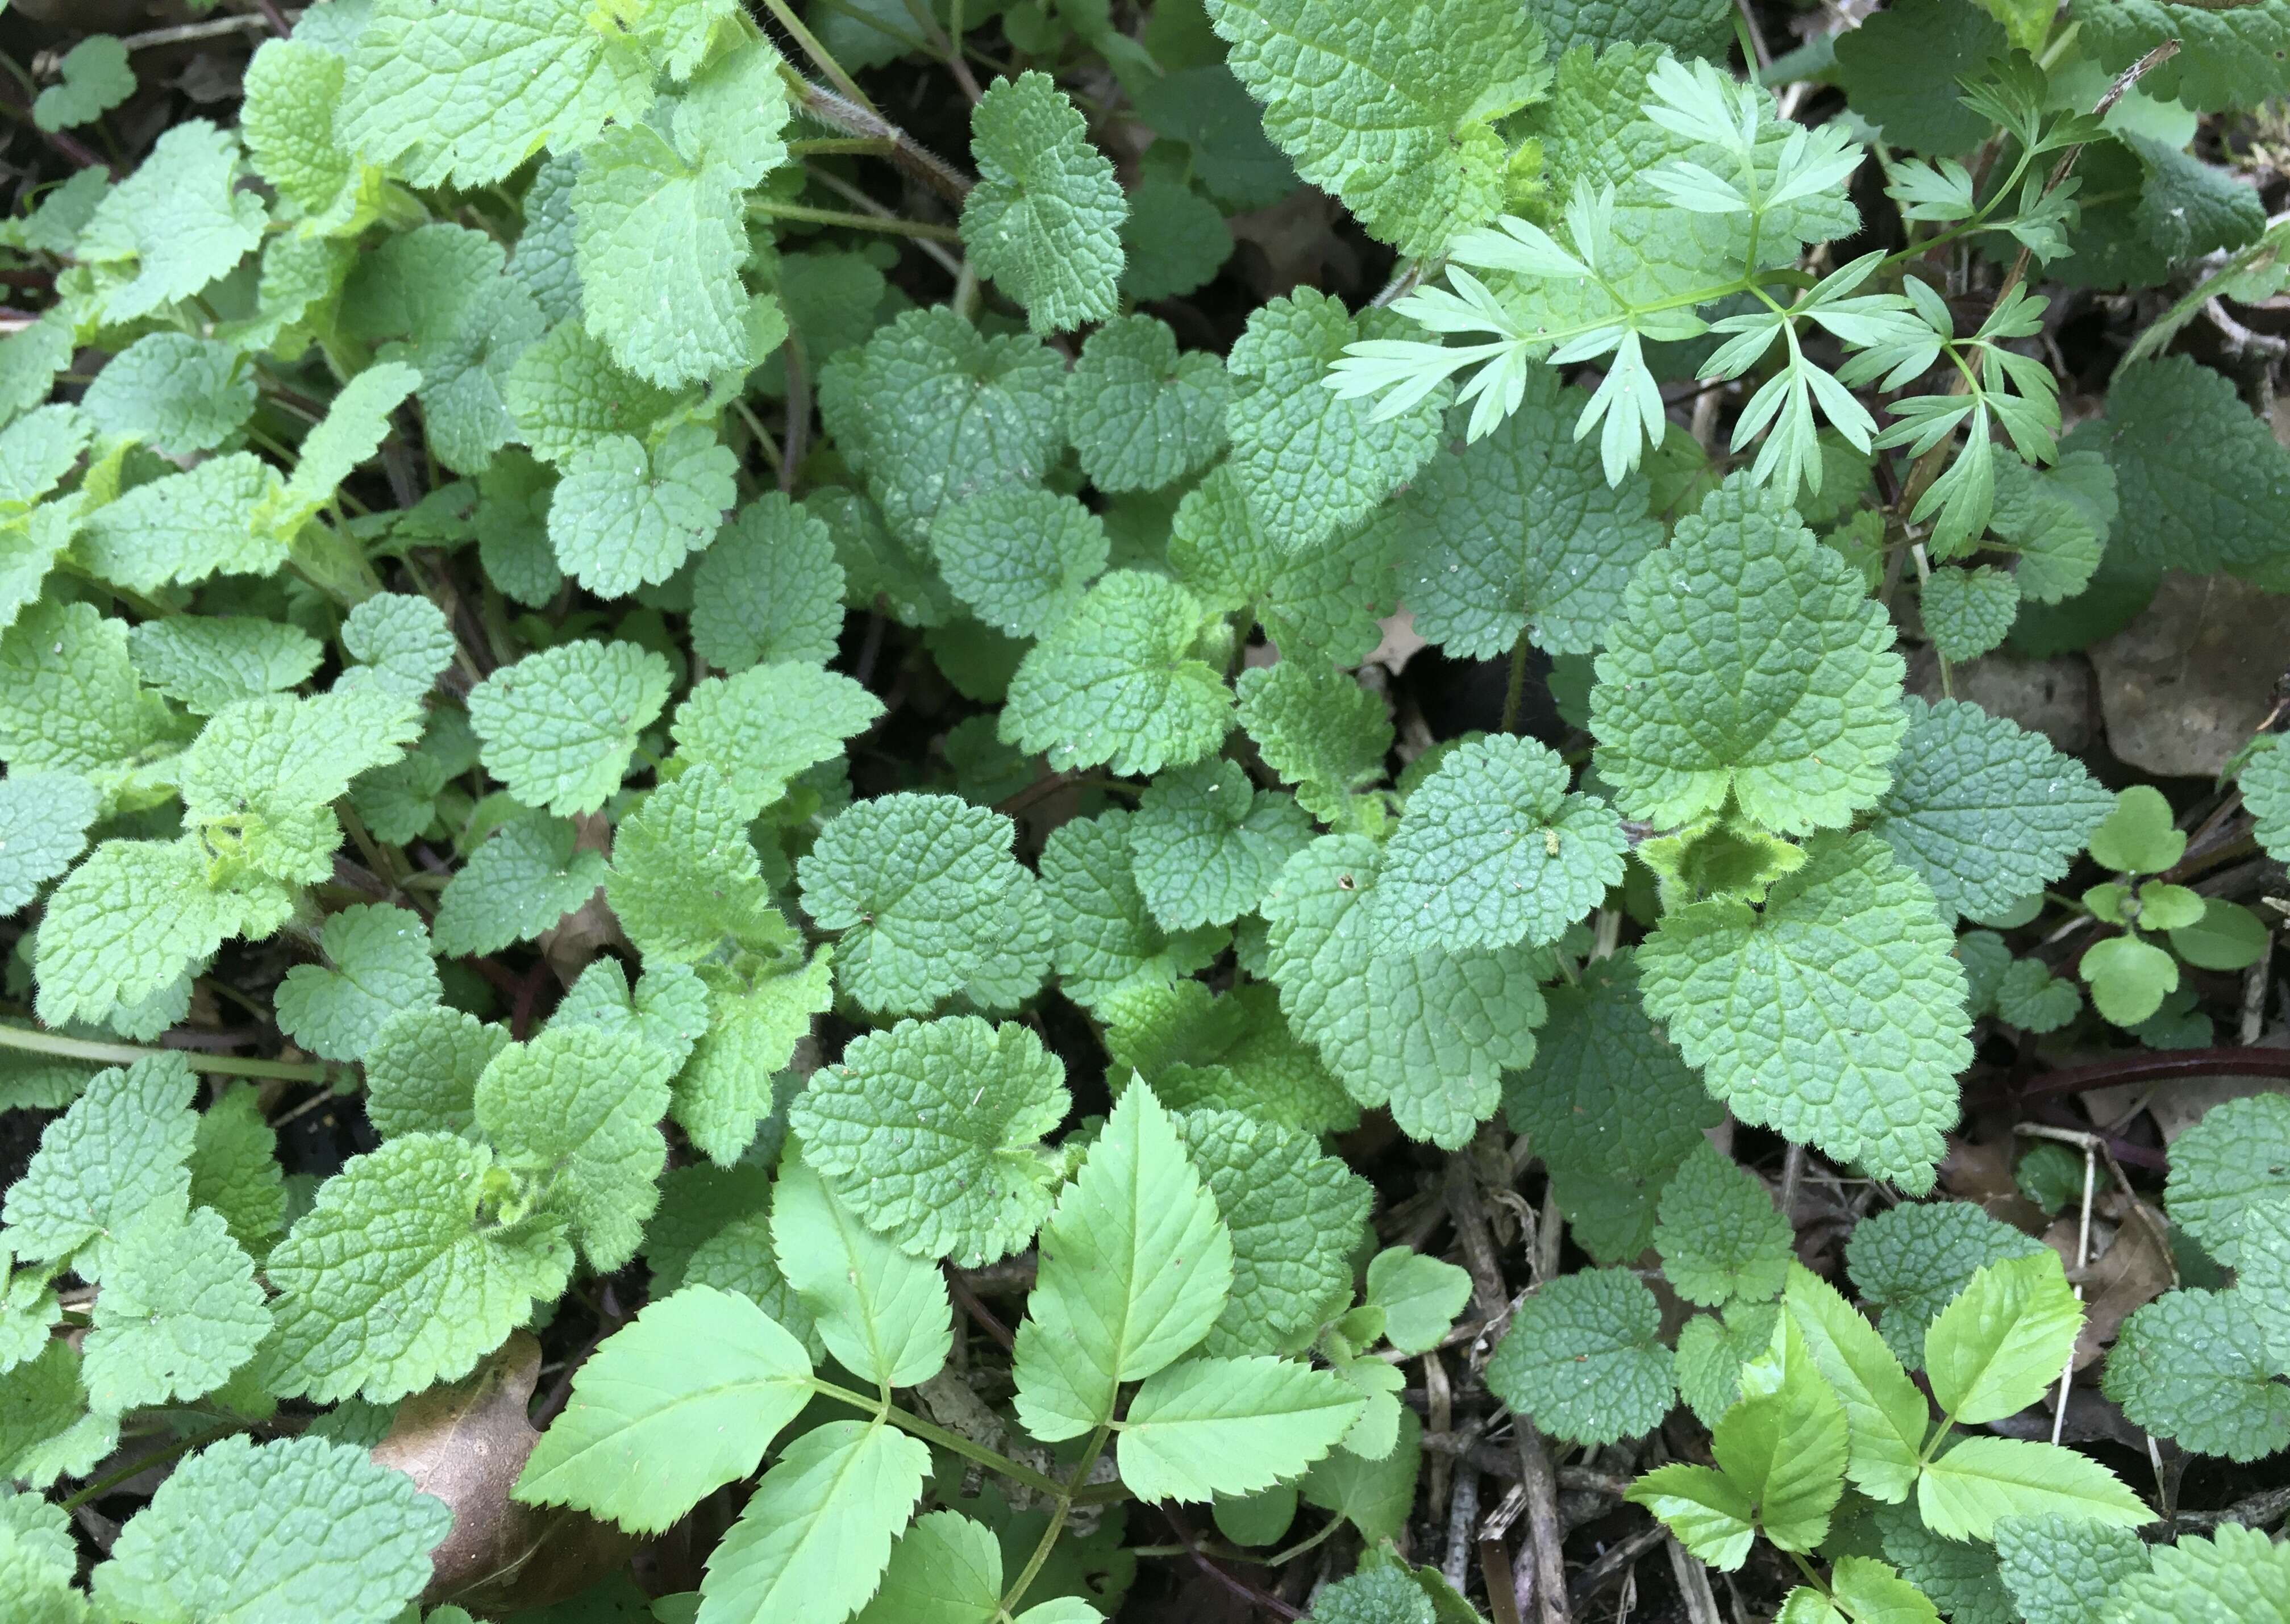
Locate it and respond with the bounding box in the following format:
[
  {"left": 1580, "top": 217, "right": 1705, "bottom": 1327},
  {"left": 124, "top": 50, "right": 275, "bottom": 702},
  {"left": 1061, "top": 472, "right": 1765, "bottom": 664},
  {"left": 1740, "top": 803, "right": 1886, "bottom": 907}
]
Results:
[{"left": 1, "top": 0, "right": 2289, "bottom": 1617}]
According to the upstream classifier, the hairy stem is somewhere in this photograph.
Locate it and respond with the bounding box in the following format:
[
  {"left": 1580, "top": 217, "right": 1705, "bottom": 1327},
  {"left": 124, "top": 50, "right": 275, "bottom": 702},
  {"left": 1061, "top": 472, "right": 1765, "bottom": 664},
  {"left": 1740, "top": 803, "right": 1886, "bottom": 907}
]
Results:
[{"left": 0, "top": 1024, "right": 331, "bottom": 1082}]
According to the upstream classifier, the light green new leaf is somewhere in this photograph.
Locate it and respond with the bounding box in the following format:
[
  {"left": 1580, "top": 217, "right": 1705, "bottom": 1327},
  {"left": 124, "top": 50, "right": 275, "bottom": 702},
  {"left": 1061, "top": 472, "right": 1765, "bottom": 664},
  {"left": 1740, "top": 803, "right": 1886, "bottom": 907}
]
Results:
[
  {"left": 81, "top": 1204, "right": 267, "bottom": 1412},
  {"left": 515, "top": 1285, "right": 815, "bottom": 1535},
  {"left": 74, "top": 121, "right": 267, "bottom": 324},
  {"left": 1925, "top": 1251, "right": 2084, "bottom": 1426},
  {"left": 1847, "top": 1200, "right": 2048, "bottom": 1371},
  {"left": 772, "top": 1155, "right": 951, "bottom": 1390},
  {"left": 695, "top": 1419, "right": 930, "bottom": 1624},
  {"left": 1709, "top": 1331, "right": 1849, "bottom": 1552},
  {"left": 1627, "top": 1464, "right": 1757, "bottom": 1571},
  {"left": 1781, "top": 1264, "right": 1927, "bottom": 1502},
  {"left": 1001, "top": 571, "right": 1232, "bottom": 777},
  {"left": 851, "top": 1510, "right": 1003, "bottom": 1624},
  {"left": 469, "top": 640, "right": 673, "bottom": 816},
  {"left": 1013, "top": 1082, "right": 1234, "bottom": 1439},
  {"left": 2, "top": 1053, "right": 195, "bottom": 1279},
  {"left": 1117, "top": 1355, "right": 1364, "bottom": 1503},
  {"left": 274, "top": 902, "right": 442, "bottom": 1063},
  {"left": 1364, "top": 1248, "right": 1473, "bottom": 1355},
  {"left": 960, "top": 73, "right": 1127, "bottom": 334},
  {"left": 1916, "top": 1436, "right": 2151, "bottom": 1541},
  {"left": 550, "top": 426, "right": 738, "bottom": 597},
  {"left": 670, "top": 660, "right": 885, "bottom": 815}
]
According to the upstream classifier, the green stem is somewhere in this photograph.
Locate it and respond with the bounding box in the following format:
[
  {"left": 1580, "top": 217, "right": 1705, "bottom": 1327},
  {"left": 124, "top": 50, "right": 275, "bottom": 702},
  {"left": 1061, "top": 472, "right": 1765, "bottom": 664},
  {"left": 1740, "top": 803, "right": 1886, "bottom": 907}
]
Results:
[
  {"left": 60, "top": 1423, "right": 238, "bottom": 1511},
  {"left": 805, "top": 1380, "right": 1068, "bottom": 1499},
  {"left": 1000, "top": 1423, "right": 1110, "bottom": 1615},
  {"left": 1501, "top": 627, "right": 1532, "bottom": 736},
  {"left": 0, "top": 1023, "right": 332, "bottom": 1082},
  {"left": 786, "top": 138, "right": 897, "bottom": 158},
  {"left": 756, "top": 0, "right": 877, "bottom": 111},
  {"left": 747, "top": 199, "right": 964, "bottom": 241}
]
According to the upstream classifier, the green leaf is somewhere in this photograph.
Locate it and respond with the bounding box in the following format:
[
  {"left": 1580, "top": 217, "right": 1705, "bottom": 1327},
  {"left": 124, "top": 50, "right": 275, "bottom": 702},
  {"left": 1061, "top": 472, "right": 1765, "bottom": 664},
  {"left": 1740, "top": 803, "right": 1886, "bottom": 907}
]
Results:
[
  {"left": 265, "top": 1132, "right": 572, "bottom": 1404},
  {"left": 605, "top": 767, "right": 784, "bottom": 965},
  {"left": 2245, "top": 734, "right": 2290, "bottom": 864},
  {"left": 1993, "top": 1514, "right": 2151, "bottom": 1624},
  {"left": 432, "top": 809, "right": 611, "bottom": 957},
  {"left": 2, "top": 1053, "right": 195, "bottom": 1279},
  {"left": 1117, "top": 1355, "right": 1365, "bottom": 1502},
  {"left": 1233, "top": 661, "right": 1393, "bottom": 823},
  {"left": 817, "top": 308, "right": 1066, "bottom": 550},
  {"left": 1592, "top": 484, "right": 1907, "bottom": 836},
  {"left": 695, "top": 1419, "right": 931, "bottom": 1624},
  {"left": 792, "top": 1015, "right": 1069, "bottom": 1268},
  {"left": 31, "top": 35, "right": 134, "bottom": 132},
  {"left": 1710, "top": 1326, "right": 1850, "bottom": 1551},
  {"left": 469, "top": 640, "right": 672, "bottom": 816},
  {"left": 0, "top": 771, "right": 97, "bottom": 915},
  {"left": 0, "top": 1342, "right": 114, "bottom": 1489},
  {"left": 1627, "top": 1463, "right": 1757, "bottom": 1571},
  {"left": 2088, "top": 784, "right": 2186, "bottom": 875},
  {"left": 339, "top": 0, "right": 653, "bottom": 189},
  {"left": 553, "top": 958, "right": 709, "bottom": 1071},
  {"left": 1364, "top": 1248, "right": 1473, "bottom": 1356},
  {"left": 1922, "top": 565, "right": 2020, "bottom": 662},
  {"left": 960, "top": 72, "right": 1127, "bottom": 334},
  {"left": 2080, "top": 934, "right": 2179, "bottom": 1028},
  {"left": 1846, "top": 1200, "right": 2047, "bottom": 1371},
  {"left": 1387, "top": 370, "right": 1666, "bottom": 659},
  {"left": 0, "top": 600, "right": 166, "bottom": 778},
  {"left": 1870, "top": 698, "right": 2114, "bottom": 923},
  {"left": 852, "top": 1510, "right": 1004, "bottom": 1624},
  {"left": 82, "top": 332, "right": 256, "bottom": 456},
  {"left": 274, "top": 902, "right": 443, "bottom": 1062},
  {"left": 81, "top": 1204, "right": 267, "bottom": 1411},
  {"left": 1068, "top": 315, "right": 1230, "bottom": 494},
  {"left": 1263, "top": 833, "right": 1548, "bottom": 1149},
  {"left": 678, "top": 951, "right": 835, "bottom": 1163},
  {"left": 2073, "top": 0, "right": 2290, "bottom": 112},
  {"left": 80, "top": 453, "right": 288, "bottom": 594},
  {"left": 1013, "top": 1081, "right": 1234, "bottom": 1439},
  {"left": 1655, "top": 1141, "right": 1792, "bottom": 1309},
  {"left": 74, "top": 121, "right": 268, "bottom": 324},
  {"left": 515, "top": 1285, "right": 814, "bottom": 1535},
  {"left": 1675, "top": 1302, "right": 1780, "bottom": 1429},
  {"left": 474, "top": 1024, "right": 676, "bottom": 1273},
  {"left": 1374, "top": 734, "right": 1625, "bottom": 955},
  {"left": 1916, "top": 1436, "right": 2151, "bottom": 1542},
  {"left": 1203, "top": 0, "right": 1546, "bottom": 256},
  {"left": 930, "top": 487, "right": 1109, "bottom": 640},
  {"left": 1924, "top": 1251, "right": 2083, "bottom": 1425},
  {"left": 1001, "top": 571, "right": 1232, "bottom": 777},
  {"left": 2098, "top": 355, "right": 2290, "bottom": 578},
  {"left": 92, "top": 1435, "right": 452, "bottom": 1624},
  {"left": 1224, "top": 290, "right": 1447, "bottom": 551},
  {"left": 2101, "top": 1287, "right": 2290, "bottom": 1461},
  {"left": 1834, "top": 0, "right": 2005, "bottom": 155},
  {"left": 692, "top": 494, "right": 846, "bottom": 671},
  {"left": 1782, "top": 1264, "right": 1928, "bottom": 1503},
  {"left": 240, "top": 38, "right": 369, "bottom": 233},
  {"left": 275, "top": 361, "right": 422, "bottom": 527},
  {"left": 771, "top": 1154, "right": 951, "bottom": 1390},
  {"left": 1038, "top": 809, "right": 1229, "bottom": 1011},
  {"left": 1121, "top": 173, "right": 1238, "bottom": 302},
  {"left": 2168, "top": 897, "right": 2272, "bottom": 971},
  {"left": 797, "top": 793, "right": 1023, "bottom": 1017},
  {"left": 1830, "top": 1556, "right": 1944, "bottom": 1624},
  {"left": 1638, "top": 832, "right": 1971, "bottom": 1193},
  {"left": 2166, "top": 1093, "right": 2290, "bottom": 1266},
  {"left": 1129, "top": 759, "right": 1314, "bottom": 932},
  {"left": 188, "top": 1081, "right": 287, "bottom": 1258},
  {"left": 550, "top": 426, "right": 738, "bottom": 597},
  {"left": 505, "top": 318, "right": 680, "bottom": 467},
  {"left": 670, "top": 660, "right": 885, "bottom": 815},
  {"left": 1485, "top": 1268, "right": 1675, "bottom": 1446},
  {"left": 1177, "top": 1108, "right": 1371, "bottom": 1358}
]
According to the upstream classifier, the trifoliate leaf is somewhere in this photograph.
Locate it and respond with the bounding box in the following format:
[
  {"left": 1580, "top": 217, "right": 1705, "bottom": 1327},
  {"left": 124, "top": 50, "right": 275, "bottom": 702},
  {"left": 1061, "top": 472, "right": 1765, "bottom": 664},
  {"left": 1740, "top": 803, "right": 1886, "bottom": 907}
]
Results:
[
  {"left": 2099, "top": 355, "right": 2290, "bottom": 578},
  {"left": 0, "top": 772, "right": 97, "bottom": 915},
  {"left": 1370, "top": 734, "right": 1626, "bottom": 955},
  {"left": 1225, "top": 290, "right": 1446, "bottom": 552},
  {"left": 1502, "top": 952, "right": 1722, "bottom": 1263},
  {"left": 669, "top": 660, "right": 884, "bottom": 815},
  {"left": 126, "top": 617, "right": 322, "bottom": 717},
  {"left": 1870, "top": 698, "right": 2114, "bottom": 923},
  {"left": 1069, "top": 315, "right": 1230, "bottom": 494},
  {"left": 474, "top": 1025, "right": 674, "bottom": 1272},
  {"left": 75, "top": 121, "right": 267, "bottom": 324},
  {"left": 1129, "top": 758, "right": 1315, "bottom": 931},
  {"left": 339, "top": 0, "right": 653, "bottom": 189},
  {"left": 549, "top": 425, "right": 737, "bottom": 597},
  {"left": 515, "top": 1285, "right": 814, "bottom": 1535},
  {"left": 1487, "top": 1268, "right": 1675, "bottom": 1446},
  {"left": 1234, "top": 660, "right": 1393, "bottom": 823},
  {"left": 1036, "top": 810, "right": 1229, "bottom": 1011},
  {"left": 1013, "top": 1082, "right": 1234, "bottom": 1439},
  {"left": 504, "top": 318, "right": 679, "bottom": 467},
  {"left": 81, "top": 332, "right": 255, "bottom": 456},
  {"left": 960, "top": 72, "right": 1127, "bottom": 334},
  {"left": 2, "top": 1053, "right": 195, "bottom": 1278},
  {"left": 1655, "top": 1142, "right": 1791, "bottom": 1309},
  {"left": 797, "top": 793, "right": 1022, "bottom": 1017},
  {"left": 188, "top": 1082, "right": 287, "bottom": 1257},
  {"left": 469, "top": 640, "right": 672, "bottom": 815},
  {"left": 94, "top": 1435, "right": 451, "bottom": 1624},
  {"left": 770, "top": 1154, "right": 951, "bottom": 1390},
  {"left": 1638, "top": 832, "right": 1970, "bottom": 1193},
  {"left": 78, "top": 453, "right": 288, "bottom": 594},
  {"left": 1263, "top": 833, "right": 1548, "bottom": 1149},
  {"left": 696, "top": 1418, "right": 930, "bottom": 1624},
  {"left": 1846, "top": 1200, "right": 2047, "bottom": 1371},
  {"left": 274, "top": 903, "right": 442, "bottom": 1064},
  {"left": 265, "top": 1133, "right": 573, "bottom": 1404},
  {"left": 2104, "top": 1287, "right": 2290, "bottom": 1460},
  {"left": 1916, "top": 1436, "right": 2151, "bottom": 1542},
  {"left": 930, "top": 488, "right": 1109, "bottom": 640},
  {"left": 1203, "top": 0, "right": 1546, "bottom": 256},
  {"left": 816, "top": 307, "right": 1066, "bottom": 549},
  {"left": 691, "top": 494, "right": 846, "bottom": 671},
  {"left": 1592, "top": 486, "right": 1906, "bottom": 835},
  {"left": 178, "top": 686, "right": 423, "bottom": 884},
  {"left": 793, "top": 1015, "right": 1069, "bottom": 1267},
  {"left": 1391, "top": 372, "right": 1666, "bottom": 659},
  {"left": 1119, "top": 1355, "right": 1365, "bottom": 1503},
  {"left": 1993, "top": 1514, "right": 2152, "bottom": 1624},
  {"left": 1177, "top": 1108, "right": 1370, "bottom": 1358},
  {"left": 431, "top": 809, "right": 609, "bottom": 957},
  {"left": 1001, "top": 571, "right": 1232, "bottom": 776},
  {"left": 81, "top": 1205, "right": 268, "bottom": 1411},
  {"left": 1923, "top": 565, "right": 2021, "bottom": 662}
]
